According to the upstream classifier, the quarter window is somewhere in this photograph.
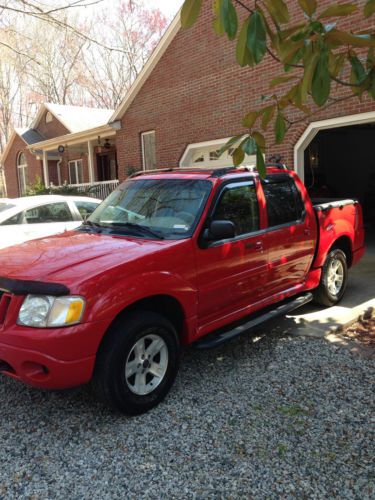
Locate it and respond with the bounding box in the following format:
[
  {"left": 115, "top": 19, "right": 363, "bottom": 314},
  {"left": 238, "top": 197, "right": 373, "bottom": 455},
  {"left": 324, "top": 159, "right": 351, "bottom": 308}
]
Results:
[
  {"left": 68, "top": 160, "right": 84, "bottom": 185},
  {"left": 213, "top": 183, "right": 260, "bottom": 236},
  {"left": 262, "top": 176, "right": 304, "bottom": 227},
  {"left": 141, "top": 131, "right": 156, "bottom": 171}
]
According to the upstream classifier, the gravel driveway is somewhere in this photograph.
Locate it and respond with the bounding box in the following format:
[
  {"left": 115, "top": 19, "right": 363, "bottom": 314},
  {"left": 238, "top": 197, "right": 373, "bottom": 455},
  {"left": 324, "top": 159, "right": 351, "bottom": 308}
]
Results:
[{"left": 1, "top": 327, "right": 374, "bottom": 499}]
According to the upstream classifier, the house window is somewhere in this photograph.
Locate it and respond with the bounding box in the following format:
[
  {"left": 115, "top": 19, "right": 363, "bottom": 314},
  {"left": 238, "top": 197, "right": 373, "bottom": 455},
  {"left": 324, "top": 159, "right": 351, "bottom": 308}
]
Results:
[
  {"left": 17, "top": 152, "right": 28, "bottom": 196},
  {"left": 45, "top": 111, "right": 53, "bottom": 123},
  {"left": 68, "top": 160, "right": 84, "bottom": 185},
  {"left": 141, "top": 131, "right": 156, "bottom": 171},
  {"left": 181, "top": 139, "right": 259, "bottom": 169}
]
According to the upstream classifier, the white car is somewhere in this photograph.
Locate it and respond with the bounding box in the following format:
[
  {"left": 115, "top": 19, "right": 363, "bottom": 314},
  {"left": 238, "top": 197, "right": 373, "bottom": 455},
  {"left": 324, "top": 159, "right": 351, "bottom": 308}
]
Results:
[{"left": 0, "top": 195, "right": 101, "bottom": 249}]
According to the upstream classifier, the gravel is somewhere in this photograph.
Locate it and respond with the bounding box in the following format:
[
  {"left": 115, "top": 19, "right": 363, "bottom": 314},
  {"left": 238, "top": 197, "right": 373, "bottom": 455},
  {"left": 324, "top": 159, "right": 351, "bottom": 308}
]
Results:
[{"left": 0, "top": 327, "right": 374, "bottom": 499}]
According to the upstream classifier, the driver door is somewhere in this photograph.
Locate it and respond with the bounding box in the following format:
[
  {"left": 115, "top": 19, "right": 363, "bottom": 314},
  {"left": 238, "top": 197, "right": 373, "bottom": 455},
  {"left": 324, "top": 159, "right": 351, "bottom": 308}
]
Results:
[
  {"left": 195, "top": 180, "right": 268, "bottom": 333},
  {"left": 23, "top": 202, "right": 77, "bottom": 242}
]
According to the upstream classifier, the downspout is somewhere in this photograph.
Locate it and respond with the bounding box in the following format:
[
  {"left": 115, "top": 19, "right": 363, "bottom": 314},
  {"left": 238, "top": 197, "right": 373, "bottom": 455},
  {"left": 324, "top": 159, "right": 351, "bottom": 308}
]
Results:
[{"left": 57, "top": 158, "right": 62, "bottom": 186}]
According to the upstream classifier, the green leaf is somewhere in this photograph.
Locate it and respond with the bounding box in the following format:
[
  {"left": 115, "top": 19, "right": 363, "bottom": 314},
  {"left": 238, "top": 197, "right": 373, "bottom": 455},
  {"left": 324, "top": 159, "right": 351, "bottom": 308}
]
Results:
[
  {"left": 247, "top": 10, "right": 267, "bottom": 64},
  {"left": 364, "top": 0, "right": 375, "bottom": 18},
  {"left": 298, "top": 0, "right": 317, "bottom": 17},
  {"left": 256, "top": 146, "right": 266, "bottom": 178},
  {"left": 253, "top": 131, "right": 266, "bottom": 151},
  {"left": 319, "top": 3, "right": 358, "bottom": 19},
  {"left": 326, "top": 30, "right": 375, "bottom": 48},
  {"left": 236, "top": 17, "right": 254, "bottom": 66},
  {"left": 274, "top": 112, "right": 286, "bottom": 143},
  {"left": 264, "top": 0, "right": 290, "bottom": 25},
  {"left": 219, "top": 134, "right": 245, "bottom": 155},
  {"left": 350, "top": 55, "right": 367, "bottom": 84},
  {"left": 261, "top": 105, "right": 276, "bottom": 130},
  {"left": 181, "top": 0, "right": 202, "bottom": 29},
  {"left": 233, "top": 146, "right": 245, "bottom": 165},
  {"left": 242, "top": 137, "right": 256, "bottom": 155},
  {"left": 328, "top": 52, "right": 346, "bottom": 77},
  {"left": 312, "top": 51, "right": 331, "bottom": 106},
  {"left": 243, "top": 111, "right": 258, "bottom": 128},
  {"left": 269, "top": 75, "right": 298, "bottom": 88},
  {"left": 213, "top": 0, "right": 225, "bottom": 35},
  {"left": 301, "top": 52, "right": 319, "bottom": 101},
  {"left": 221, "top": 0, "right": 238, "bottom": 40}
]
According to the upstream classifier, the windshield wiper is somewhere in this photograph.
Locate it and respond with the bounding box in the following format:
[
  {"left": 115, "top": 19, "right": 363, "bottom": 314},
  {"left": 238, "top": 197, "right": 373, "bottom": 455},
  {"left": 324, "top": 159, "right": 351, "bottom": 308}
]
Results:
[
  {"left": 107, "top": 222, "right": 164, "bottom": 240},
  {"left": 82, "top": 220, "right": 103, "bottom": 232}
]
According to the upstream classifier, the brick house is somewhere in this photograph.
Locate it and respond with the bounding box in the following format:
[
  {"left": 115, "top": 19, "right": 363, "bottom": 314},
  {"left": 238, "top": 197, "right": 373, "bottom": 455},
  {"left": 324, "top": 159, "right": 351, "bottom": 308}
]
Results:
[
  {"left": 2, "top": 1, "right": 375, "bottom": 225},
  {"left": 109, "top": 0, "right": 375, "bottom": 227},
  {"left": 1, "top": 103, "right": 116, "bottom": 198}
]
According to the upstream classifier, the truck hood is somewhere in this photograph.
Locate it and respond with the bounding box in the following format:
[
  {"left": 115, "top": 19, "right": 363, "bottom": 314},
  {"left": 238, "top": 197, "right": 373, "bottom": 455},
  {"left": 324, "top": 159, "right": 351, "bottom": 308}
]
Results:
[{"left": 0, "top": 230, "right": 176, "bottom": 285}]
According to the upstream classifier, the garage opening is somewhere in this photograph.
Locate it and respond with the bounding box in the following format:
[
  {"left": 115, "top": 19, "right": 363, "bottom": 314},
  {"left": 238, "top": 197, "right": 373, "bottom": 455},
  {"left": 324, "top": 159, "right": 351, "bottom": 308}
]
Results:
[{"left": 304, "top": 123, "right": 375, "bottom": 230}]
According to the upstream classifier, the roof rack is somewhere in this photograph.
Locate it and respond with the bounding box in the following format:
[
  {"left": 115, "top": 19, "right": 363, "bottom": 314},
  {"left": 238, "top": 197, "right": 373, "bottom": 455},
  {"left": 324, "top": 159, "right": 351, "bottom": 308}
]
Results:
[{"left": 128, "top": 163, "right": 288, "bottom": 179}]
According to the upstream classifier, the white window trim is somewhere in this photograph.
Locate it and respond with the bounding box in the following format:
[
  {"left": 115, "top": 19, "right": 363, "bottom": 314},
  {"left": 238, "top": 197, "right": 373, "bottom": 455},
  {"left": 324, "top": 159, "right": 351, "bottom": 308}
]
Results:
[
  {"left": 141, "top": 130, "right": 156, "bottom": 171},
  {"left": 17, "top": 152, "right": 28, "bottom": 195},
  {"left": 180, "top": 137, "right": 258, "bottom": 168},
  {"left": 68, "top": 159, "right": 83, "bottom": 185},
  {"left": 294, "top": 111, "right": 375, "bottom": 183}
]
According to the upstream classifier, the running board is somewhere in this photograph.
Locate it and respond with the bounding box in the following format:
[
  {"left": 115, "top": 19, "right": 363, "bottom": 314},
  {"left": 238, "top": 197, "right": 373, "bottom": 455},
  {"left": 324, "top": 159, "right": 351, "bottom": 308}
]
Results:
[{"left": 193, "top": 293, "right": 313, "bottom": 350}]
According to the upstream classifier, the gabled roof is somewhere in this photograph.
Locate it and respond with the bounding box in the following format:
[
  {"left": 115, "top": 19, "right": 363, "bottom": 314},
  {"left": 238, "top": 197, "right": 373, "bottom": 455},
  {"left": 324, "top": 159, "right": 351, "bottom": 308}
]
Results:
[
  {"left": 15, "top": 128, "right": 44, "bottom": 145},
  {"left": 32, "top": 103, "right": 114, "bottom": 133},
  {"left": 110, "top": 10, "right": 182, "bottom": 122}
]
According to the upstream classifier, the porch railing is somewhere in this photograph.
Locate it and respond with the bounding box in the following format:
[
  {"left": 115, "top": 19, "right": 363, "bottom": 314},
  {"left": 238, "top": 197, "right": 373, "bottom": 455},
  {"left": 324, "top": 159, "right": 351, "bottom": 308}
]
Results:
[{"left": 69, "top": 180, "right": 120, "bottom": 200}]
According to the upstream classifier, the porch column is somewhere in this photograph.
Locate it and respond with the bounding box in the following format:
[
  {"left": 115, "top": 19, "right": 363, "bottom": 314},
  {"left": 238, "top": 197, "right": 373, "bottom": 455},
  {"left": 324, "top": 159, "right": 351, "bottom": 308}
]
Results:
[
  {"left": 42, "top": 150, "right": 49, "bottom": 187},
  {"left": 87, "top": 140, "right": 95, "bottom": 183}
]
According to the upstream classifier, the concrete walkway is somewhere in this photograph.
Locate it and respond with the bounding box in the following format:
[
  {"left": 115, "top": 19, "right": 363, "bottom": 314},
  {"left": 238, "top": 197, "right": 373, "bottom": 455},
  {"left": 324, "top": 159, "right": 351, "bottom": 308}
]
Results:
[{"left": 272, "top": 235, "right": 375, "bottom": 356}]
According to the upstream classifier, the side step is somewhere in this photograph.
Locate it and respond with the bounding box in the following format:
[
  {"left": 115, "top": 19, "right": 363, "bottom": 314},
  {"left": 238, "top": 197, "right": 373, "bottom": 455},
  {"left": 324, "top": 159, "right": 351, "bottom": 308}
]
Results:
[{"left": 193, "top": 293, "right": 313, "bottom": 350}]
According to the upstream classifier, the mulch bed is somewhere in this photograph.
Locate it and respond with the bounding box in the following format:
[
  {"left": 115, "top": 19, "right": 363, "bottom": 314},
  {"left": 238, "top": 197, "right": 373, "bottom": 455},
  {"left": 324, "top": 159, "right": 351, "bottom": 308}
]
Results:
[{"left": 340, "top": 311, "right": 375, "bottom": 347}]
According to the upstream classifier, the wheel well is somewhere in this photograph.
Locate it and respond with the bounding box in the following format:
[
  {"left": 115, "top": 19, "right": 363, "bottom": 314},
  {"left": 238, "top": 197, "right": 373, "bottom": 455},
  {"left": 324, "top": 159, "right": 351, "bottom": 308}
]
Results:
[
  {"left": 331, "top": 236, "right": 353, "bottom": 267},
  {"left": 113, "top": 295, "right": 185, "bottom": 334}
]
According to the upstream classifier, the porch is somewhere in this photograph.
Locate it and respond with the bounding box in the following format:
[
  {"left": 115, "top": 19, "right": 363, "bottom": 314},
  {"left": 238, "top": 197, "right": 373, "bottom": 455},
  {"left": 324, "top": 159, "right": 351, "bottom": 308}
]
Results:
[{"left": 28, "top": 123, "right": 121, "bottom": 199}]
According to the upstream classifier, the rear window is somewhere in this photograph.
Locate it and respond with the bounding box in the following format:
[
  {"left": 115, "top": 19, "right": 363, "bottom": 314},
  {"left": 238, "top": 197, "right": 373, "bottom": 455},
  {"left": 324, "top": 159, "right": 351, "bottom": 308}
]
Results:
[{"left": 262, "top": 175, "right": 304, "bottom": 227}]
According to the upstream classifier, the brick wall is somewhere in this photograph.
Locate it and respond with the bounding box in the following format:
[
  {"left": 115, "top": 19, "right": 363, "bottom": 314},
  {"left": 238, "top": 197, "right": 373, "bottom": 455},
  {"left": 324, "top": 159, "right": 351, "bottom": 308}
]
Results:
[
  {"left": 116, "top": 0, "right": 375, "bottom": 177},
  {"left": 36, "top": 111, "right": 70, "bottom": 139},
  {"left": 3, "top": 134, "right": 43, "bottom": 197}
]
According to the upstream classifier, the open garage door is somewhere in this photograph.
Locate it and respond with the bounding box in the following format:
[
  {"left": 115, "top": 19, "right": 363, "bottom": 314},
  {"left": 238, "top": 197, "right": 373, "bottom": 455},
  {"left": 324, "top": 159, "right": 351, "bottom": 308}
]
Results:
[{"left": 302, "top": 123, "right": 375, "bottom": 230}]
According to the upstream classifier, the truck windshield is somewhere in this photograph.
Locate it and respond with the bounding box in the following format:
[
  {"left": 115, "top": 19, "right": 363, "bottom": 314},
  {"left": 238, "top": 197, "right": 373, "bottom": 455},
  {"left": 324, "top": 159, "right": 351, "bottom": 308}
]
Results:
[{"left": 88, "top": 178, "right": 212, "bottom": 239}]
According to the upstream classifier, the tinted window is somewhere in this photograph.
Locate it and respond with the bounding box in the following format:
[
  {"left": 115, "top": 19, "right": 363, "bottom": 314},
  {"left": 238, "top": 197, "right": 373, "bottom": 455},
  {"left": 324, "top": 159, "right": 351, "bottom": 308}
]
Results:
[
  {"left": 25, "top": 202, "right": 73, "bottom": 224},
  {"left": 262, "top": 176, "right": 304, "bottom": 227},
  {"left": 213, "top": 183, "right": 259, "bottom": 236},
  {"left": 74, "top": 201, "right": 99, "bottom": 218},
  {"left": 0, "top": 212, "right": 23, "bottom": 226}
]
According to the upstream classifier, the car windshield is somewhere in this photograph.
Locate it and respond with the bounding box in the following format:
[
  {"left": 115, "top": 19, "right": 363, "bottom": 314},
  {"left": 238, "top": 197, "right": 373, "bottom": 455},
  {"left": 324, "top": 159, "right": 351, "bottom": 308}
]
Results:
[
  {"left": 0, "top": 203, "right": 15, "bottom": 213},
  {"left": 88, "top": 178, "right": 212, "bottom": 239}
]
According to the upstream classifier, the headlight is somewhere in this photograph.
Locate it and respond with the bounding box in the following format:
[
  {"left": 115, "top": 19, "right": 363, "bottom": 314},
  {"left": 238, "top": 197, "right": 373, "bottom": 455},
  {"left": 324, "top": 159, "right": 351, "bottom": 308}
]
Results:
[{"left": 18, "top": 295, "right": 85, "bottom": 328}]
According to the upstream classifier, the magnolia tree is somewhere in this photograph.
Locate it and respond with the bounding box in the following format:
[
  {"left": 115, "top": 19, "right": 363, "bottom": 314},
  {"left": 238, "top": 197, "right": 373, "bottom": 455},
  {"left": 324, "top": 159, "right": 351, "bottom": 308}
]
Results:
[{"left": 181, "top": 0, "right": 375, "bottom": 176}]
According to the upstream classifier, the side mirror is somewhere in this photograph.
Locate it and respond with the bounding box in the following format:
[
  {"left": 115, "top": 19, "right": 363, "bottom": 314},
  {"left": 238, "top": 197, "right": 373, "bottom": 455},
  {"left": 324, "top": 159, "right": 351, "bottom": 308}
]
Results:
[{"left": 205, "top": 220, "right": 236, "bottom": 241}]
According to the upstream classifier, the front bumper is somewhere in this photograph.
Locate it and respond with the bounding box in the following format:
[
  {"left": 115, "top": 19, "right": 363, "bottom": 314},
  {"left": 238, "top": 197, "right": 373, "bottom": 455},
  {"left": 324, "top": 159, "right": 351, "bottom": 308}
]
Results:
[{"left": 0, "top": 319, "right": 111, "bottom": 390}]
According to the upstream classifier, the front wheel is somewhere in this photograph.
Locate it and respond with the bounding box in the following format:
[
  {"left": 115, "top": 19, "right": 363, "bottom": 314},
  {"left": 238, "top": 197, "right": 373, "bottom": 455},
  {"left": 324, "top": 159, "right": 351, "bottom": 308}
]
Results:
[
  {"left": 92, "top": 311, "right": 180, "bottom": 415},
  {"left": 313, "top": 249, "right": 348, "bottom": 307}
]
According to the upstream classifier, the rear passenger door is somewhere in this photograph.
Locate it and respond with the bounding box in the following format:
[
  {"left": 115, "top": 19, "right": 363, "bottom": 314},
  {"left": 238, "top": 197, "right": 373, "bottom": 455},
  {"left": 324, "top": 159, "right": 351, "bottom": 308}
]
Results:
[
  {"left": 261, "top": 174, "right": 316, "bottom": 295},
  {"left": 23, "top": 202, "right": 77, "bottom": 241}
]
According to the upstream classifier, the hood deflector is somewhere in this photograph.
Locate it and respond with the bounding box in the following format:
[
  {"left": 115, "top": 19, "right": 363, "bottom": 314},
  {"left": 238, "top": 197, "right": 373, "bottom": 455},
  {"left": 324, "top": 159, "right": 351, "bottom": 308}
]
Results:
[{"left": 0, "top": 277, "right": 70, "bottom": 296}]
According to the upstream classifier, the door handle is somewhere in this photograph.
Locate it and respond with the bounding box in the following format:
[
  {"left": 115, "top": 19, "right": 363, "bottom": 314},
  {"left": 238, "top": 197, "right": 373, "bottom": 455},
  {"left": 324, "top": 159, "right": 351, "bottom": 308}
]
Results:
[
  {"left": 245, "top": 241, "right": 263, "bottom": 250},
  {"left": 304, "top": 229, "right": 311, "bottom": 236}
]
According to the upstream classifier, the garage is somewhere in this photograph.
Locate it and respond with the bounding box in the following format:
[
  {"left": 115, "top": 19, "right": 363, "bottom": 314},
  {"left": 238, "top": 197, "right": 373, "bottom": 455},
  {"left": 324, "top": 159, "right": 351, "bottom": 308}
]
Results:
[{"left": 295, "top": 113, "right": 375, "bottom": 238}]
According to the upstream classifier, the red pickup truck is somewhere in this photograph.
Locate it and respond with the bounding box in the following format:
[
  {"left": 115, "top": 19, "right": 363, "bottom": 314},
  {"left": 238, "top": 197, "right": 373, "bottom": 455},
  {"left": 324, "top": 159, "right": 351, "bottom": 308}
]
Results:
[{"left": 0, "top": 166, "right": 365, "bottom": 415}]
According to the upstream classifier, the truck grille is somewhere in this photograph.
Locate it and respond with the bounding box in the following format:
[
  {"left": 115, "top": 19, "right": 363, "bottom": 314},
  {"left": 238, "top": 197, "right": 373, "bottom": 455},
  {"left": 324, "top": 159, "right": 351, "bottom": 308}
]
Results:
[{"left": 0, "top": 292, "right": 11, "bottom": 327}]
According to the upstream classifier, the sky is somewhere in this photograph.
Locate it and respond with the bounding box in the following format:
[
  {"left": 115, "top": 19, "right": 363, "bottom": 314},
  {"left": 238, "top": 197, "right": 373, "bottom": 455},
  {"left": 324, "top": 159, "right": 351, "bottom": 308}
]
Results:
[{"left": 144, "top": 0, "right": 184, "bottom": 18}]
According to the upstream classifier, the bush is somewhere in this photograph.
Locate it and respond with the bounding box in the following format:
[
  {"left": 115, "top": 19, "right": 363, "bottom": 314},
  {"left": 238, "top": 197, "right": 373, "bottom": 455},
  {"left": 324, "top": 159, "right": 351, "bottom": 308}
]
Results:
[{"left": 25, "top": 177, "right": 81, "bottom": 197}]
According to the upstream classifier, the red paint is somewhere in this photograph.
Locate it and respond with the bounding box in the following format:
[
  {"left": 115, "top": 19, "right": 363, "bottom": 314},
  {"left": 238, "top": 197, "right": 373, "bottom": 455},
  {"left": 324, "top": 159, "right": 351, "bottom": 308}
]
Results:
[{"left": 0, "top": 168, "right": 365, "bottom": 390}]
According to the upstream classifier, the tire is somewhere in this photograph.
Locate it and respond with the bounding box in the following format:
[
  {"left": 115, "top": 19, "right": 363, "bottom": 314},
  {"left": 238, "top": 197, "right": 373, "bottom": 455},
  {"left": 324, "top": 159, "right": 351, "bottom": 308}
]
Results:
[
  {"left": 92, "top": 311, "right": 180, "bottom": 415},
  {"left": 313, "top": 249, "right": 348, "bottom": 307}
]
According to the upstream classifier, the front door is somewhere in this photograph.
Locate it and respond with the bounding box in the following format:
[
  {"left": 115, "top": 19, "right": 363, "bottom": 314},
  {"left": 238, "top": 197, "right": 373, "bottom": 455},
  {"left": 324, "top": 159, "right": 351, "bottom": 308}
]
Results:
[
  {"left": 97, "top": 152, "right": 117, "bottom": 181},
  {"left": 195, "top": 180, "right": 268, "bottom": 333}
]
